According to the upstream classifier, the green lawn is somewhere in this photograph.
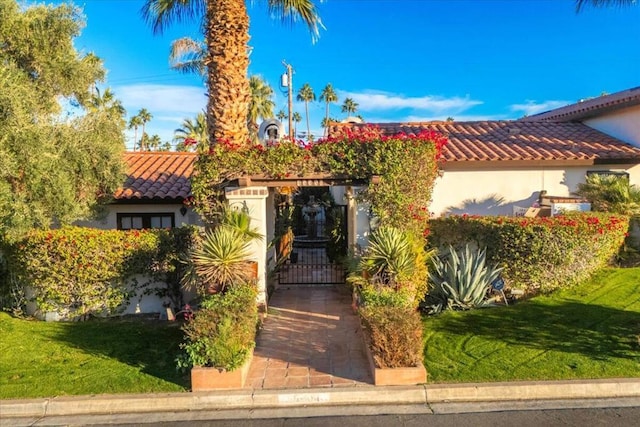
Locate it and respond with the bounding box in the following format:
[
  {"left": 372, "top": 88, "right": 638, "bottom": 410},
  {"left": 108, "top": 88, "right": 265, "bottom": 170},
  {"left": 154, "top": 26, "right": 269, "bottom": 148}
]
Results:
[
  {"left": 423, "top": 267, "right": 640, "bottom": 383},
  {"left": 0, "top": 315, "right": 189, "bottom": 399}
]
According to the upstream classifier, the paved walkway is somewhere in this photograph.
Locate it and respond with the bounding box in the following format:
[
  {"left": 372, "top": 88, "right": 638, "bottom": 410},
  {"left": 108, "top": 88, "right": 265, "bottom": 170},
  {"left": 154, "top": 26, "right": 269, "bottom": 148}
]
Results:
[{"left": 246, "top": 286, "right": 373, "bottom": 389}]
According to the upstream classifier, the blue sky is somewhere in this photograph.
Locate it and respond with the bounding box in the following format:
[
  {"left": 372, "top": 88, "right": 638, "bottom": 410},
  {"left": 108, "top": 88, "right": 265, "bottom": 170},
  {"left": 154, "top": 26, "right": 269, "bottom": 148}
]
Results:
[{"left": 61, "top": 0, "right": 640, "bottom": 149}]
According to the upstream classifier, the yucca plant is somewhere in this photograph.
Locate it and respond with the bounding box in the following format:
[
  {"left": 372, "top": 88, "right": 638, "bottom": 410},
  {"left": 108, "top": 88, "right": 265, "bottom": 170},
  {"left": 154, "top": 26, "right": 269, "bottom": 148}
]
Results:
[
  {"left": 360, "top": 226, "right": 415, "bottom": 290},
  {"left": 183, "top": 226, "right": 254, "bottom": 295},
  {"left": 219, "top": 203, "right": 264, "bottom": 243},
  {"left": 428, "top": 244, "right": 503, "bottom": 312}
]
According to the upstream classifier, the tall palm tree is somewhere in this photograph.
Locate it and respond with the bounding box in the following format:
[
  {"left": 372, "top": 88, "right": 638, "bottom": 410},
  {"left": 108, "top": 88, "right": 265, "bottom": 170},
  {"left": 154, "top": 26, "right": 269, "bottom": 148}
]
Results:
[
  {"left": 248, "top": 75, "right": 275, "bottom": 140},
  {"left": 292, "top": 112, "right": 302, "bottom": 139},
  {"left": 88, "top": 88, "right": 126, "bottom": 118},
  {"left": 341, "top": 97, "right": 359, "bottom": 118},
  {"left": 319, "top": 83, "right": 338, "bottom": 137},
  {"left": 137, "top": 108, "right": 153, "bottom": 151},
  {"left": 576, "top": 0, "right": 637, "bottom": 11},
  {"left": 296, "top": 83, "right": 315, "bottom": 141},
  {"left": 142, "top": 0, "right": 322, "bottom": 147},
  {"left": 128, "top": 115, "right": 143, "bottom": 151},
  {"left": 174, "top": 112, "right": 209, "bottom": 152},
  {"left": 276, "top": 109, "right": 287, "bottom": 121}
]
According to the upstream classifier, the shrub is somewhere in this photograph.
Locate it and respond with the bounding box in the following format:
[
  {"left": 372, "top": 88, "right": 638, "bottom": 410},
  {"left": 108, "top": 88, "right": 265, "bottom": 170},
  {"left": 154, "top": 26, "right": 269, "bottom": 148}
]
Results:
[
  {"left": 177, "top": 283, "right": 258, "bottom": 371},
  {"left": 427, "top": 244, "right": 503, "bottom": 312},
  {"left": 428, "top": 213, "right": 629, "bottom": 295},
  {"left": 359, "top": 305, "right": 423, "bottom": 368},
  {"left": 1, "top": 226, "right": 197, "bottom": 319}
]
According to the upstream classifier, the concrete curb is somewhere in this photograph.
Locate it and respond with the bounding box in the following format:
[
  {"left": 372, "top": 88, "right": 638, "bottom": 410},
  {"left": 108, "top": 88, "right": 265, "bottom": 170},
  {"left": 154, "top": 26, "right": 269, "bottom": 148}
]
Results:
[{"left": 1, "top": 379, "right": 639, "bottom": 419}]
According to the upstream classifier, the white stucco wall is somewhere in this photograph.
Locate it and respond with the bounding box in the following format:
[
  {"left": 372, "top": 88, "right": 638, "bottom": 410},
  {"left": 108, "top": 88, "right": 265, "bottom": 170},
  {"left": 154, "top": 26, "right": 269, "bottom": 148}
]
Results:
[
  {"left": 77, "top": 204, "right": 201, "bottom": 230},
  {"left": 430, "top": 164, "right": 640, "bottom": 217},
  {"left": 584, "top": 105, "right": 640, "bottom": 148}
]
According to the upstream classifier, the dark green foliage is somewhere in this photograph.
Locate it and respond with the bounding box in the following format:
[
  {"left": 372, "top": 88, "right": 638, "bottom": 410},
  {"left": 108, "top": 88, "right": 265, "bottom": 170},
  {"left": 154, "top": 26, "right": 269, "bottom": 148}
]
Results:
[
  {"left": 359, "top": 305, "right": 423, "bottom": 368},
  {"left": 428, "top": 213, "right": 629, "bottom": 295},
  {"left": 177, "top": 284, "right": 258, "bottom": 371}
]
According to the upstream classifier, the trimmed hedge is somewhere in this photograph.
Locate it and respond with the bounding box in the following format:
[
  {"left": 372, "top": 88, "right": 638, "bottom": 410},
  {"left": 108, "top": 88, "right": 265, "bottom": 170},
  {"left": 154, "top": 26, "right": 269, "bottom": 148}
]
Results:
[
  {"left": 428, "top": 213, "right": 629, "bottom": 295},
  {"left": 1, "top": 226, "right": 196, "bottom": 318},
  {"left": 359, "top": 305, "right": 423, "bottom": 368}
]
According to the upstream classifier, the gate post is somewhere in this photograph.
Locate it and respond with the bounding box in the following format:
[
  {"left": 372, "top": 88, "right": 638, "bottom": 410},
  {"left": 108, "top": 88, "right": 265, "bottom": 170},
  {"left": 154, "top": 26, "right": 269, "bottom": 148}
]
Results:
[{"left": 225, "top": 186, "right": 269, "bottom": 312}]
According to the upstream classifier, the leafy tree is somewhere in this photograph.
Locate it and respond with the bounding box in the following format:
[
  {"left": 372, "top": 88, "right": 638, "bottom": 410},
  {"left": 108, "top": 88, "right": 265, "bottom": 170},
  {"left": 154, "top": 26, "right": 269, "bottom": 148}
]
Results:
[
  {"left": 319, "top": 83, "right": 338, "bottom": 137},
  {"left": 248, "top": 75, "right": 275, "bottom": 140},
  {"left": 0, "top": 0, "right": 125, "bottom": 241},
  {"left": 297, "top": 83, "right": 316, "bottom": 141},
  {"left": 174, "top": 112, "right": 209, "bottom": 152},
  {"left": 142, "top": 0, "right": 322, "bottom": 147},
  {"left": 341, "top": 97, "right": 359, "bottom": 117},
  {"left": 576, "top": 0, "right": 637, "bottom": 12}
]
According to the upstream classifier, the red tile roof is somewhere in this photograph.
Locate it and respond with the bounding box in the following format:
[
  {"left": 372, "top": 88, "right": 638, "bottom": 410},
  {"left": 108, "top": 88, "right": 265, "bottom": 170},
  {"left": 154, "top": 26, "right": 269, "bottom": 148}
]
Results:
[
  {"left": 329, "top": 121, "right": 640, "bottom": 164},
  {"left": 520, "top": 86, "right": 640, "bottom": 122},
  {"left": 115, "top": 152, "right": 196, "bottom": 201}
]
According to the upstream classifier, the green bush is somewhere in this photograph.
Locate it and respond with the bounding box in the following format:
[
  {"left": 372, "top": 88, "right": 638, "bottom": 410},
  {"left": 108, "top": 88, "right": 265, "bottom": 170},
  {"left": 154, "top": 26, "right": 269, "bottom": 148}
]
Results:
[
  {"left": 1, "top": 226, "right": 197, "bottom": 318},
  {"left": 177, "top": 283, "right": 258, "bottom": 371},
  {"left": 359, "top": 305, "right": 423, "bottom": 368},
  {"left": 428, "top": 213, "right": 629, "bottom": 295}
]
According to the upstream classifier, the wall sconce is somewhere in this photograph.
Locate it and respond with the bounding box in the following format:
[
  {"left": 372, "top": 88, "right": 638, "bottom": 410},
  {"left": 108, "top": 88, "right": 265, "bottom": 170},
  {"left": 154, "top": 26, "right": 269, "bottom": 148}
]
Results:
[{"left": 180, "top": 206, "right": 188, "bottom": 216}]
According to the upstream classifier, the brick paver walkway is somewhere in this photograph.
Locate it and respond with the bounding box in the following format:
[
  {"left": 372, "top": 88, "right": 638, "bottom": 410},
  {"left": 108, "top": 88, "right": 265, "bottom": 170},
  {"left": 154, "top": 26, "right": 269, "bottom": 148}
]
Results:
[{"left": 246, "top": 286, "right": 373, "bottom": 389}]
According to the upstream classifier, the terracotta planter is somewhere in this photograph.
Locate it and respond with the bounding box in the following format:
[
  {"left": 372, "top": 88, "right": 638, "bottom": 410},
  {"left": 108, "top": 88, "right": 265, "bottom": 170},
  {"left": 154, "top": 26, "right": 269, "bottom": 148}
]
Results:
[
  {"left": 359, "top": 325, "right": 427, "bottom": 386},
  {"left": 191, "top": 352, "right": 253, "bottom": 391}
]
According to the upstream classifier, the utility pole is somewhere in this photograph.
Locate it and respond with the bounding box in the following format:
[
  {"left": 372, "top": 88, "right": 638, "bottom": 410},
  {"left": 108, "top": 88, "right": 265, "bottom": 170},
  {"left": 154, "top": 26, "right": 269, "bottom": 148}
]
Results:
[{"left": 281, "top": 61, "right": 294, "bottom": 139}]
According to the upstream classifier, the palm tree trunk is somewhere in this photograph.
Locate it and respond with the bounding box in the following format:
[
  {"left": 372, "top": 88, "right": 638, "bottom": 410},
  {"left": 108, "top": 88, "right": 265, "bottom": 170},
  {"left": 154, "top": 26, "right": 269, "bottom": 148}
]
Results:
[
  {"left": 206, "top": 0, "right": 251, "bottom": 146},
  {"left": 305, "top": 101, "right": 310, "bottom": 141},
  {"left": 324, "top": 102, "right": 329, "bottom": 137},
  {"left": 133, "top": 127, "right": 138, "bottom": 151}
]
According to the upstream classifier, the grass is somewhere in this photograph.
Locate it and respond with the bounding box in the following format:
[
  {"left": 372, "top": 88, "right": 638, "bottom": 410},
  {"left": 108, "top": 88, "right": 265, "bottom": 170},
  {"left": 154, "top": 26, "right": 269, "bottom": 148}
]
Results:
[
  {"left": 423, "top": 267, "right": 640, "bottom": 383},
  {"left": 0, "top": 315, "right": 189, "bottom": 399}
]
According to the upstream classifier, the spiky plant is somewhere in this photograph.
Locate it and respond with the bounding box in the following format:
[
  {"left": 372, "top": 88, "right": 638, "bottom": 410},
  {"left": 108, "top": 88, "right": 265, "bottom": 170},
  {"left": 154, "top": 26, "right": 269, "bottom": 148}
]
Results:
[
  {"left": 361, "top": 226, "right": 415, "bottom": 290},
  {"left": 219, "top": 204, "right": 263, "bottom": 243},
  {"left": 428, "top": 244, "right": 503, "bottom": 311}
]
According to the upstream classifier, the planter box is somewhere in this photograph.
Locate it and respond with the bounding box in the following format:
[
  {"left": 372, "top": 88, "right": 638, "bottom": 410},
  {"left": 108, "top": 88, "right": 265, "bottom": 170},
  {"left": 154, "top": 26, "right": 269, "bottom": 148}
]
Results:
[
  {"left": 191, "top": 352, "right": 253, "bottom": 391},
  {"left": 359, "top": 325, "right": 427, "bottom": 386}
]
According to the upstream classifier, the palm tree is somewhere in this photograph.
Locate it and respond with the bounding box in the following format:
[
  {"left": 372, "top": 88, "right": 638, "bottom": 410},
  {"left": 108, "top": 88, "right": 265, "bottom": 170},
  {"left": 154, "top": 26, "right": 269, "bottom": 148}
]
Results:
[
  {"left": 576, "top": 0, "right": 637, "bottom": 12},
  {"left": 142, "top": 0, "right": 322, "bottom": 147},
  {"left": 341, "top": 97, "right": 359, "bottom": 118},
  {"left": 128, "top": 115, "right": 143, "bottom": 151},
  {"left": 88, "top": 88, "right": 126, "bottom": 118},
  {"left": 248, "top": 75, "right": 275, "bottom": 141},
  {"left": 297, "top": 83, "right": 316, "bottom": 141},
  {"left": 147, "top": 134, "right": 163, "bottom": 151},
  {"left": 174, "top": 112, "right": 209, "bottom": 152},
  {"left": 292, "top": 112, "right": 302, "bottom": 139},
  {"left": 319, "top": 83, "right": 338, "bottom": 137},
  {"left": 136, "top": 108, "right": 153, "bottom": 151},
  {"left": 276, "top": 109, "right": 287, "bottom": 121},
  {"left": 169, "top": 36, "right": 206, "bottom": 77},
  {"left": 574, "top": 174, "right": 640, "bottom": 215}
]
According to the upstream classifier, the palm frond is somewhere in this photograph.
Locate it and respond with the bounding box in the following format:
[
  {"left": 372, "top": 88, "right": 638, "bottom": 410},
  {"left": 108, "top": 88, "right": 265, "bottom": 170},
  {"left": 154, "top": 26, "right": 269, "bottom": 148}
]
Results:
[
  {"left": 576, "top": 0, "right": 637, "bottom": 12},
  {"left": 141, "top": 0, "right": 206, "bottom": 35},
  {"left": 267, "top": 0, "right": 325, "bottom": 40}
]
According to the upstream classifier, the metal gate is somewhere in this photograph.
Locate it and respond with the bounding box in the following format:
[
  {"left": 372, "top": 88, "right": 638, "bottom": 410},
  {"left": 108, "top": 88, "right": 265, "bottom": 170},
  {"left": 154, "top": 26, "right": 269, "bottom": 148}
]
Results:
[{"left": 277, "top": 205, "right": 347, "bottom": 286}]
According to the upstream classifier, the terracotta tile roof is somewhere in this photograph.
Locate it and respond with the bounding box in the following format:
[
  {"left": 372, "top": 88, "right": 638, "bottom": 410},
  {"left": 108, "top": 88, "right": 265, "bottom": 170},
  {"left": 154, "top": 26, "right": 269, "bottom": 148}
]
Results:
[
  {"left": 520, "top": 86, "right": 640, "bottom": 122},
  {"left": 329, "top": 121, "right": 640, "bottom": 164},
  {"left": 115, "top": 152, "right": 197, "bottom": 201}
]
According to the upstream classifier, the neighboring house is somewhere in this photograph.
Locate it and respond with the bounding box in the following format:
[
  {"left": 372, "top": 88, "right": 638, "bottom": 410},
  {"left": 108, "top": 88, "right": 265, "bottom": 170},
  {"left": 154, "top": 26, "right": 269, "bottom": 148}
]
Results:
[
  {"left": 521, "top": 86, "right": 640, "bottom": 149},
  {"left": 81, "top": 151, "right": 200, "bottom": 230},
  {"left": 330, "top": 120, "right": 640, "bottom": 217}
]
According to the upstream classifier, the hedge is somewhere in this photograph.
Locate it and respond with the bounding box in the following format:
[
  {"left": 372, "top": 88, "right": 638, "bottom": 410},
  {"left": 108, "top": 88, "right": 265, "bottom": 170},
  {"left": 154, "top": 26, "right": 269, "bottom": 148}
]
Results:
[
  {"left": 1, "top": 226, "right": 196, "bottom": 319},
  {"left": 427, "top": 213, "right": 629, "bottom": 295}
]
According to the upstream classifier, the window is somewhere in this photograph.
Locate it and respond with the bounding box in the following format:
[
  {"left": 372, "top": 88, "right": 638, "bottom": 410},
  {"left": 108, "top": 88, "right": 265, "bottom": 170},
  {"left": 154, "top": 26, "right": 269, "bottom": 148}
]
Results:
[{"left": 117, "top": 213, "right": 175, "bottom": 230}]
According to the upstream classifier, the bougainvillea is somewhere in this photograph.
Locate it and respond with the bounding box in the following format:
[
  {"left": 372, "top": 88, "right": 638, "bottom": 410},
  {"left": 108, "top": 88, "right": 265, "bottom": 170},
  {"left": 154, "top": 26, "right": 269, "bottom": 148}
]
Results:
[
  {"left": 191, "top": 125, "right": 448, "bottom": 236},
  {"left": 427, "top": 213, "right": 630, "bottom": 294}
]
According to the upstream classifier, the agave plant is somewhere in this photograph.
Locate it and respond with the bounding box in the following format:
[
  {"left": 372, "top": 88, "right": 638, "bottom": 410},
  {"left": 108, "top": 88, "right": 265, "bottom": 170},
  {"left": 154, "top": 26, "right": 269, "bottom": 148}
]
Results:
[
  {"left": 219, "top": 203, "right": 264, "bottom": 243},
  {"left": 360, "top": 226, "right": 415, "bottom": 290},
  {"left": 428, "top": 244, "right": 503, "bottom": 311},
  {"left": 183, "top": 226, "right": 254, "bottom": 295}
]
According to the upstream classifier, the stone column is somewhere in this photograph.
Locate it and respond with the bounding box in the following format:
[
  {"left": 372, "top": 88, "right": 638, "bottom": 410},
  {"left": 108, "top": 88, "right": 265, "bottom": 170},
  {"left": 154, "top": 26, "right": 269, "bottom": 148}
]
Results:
[{"left": 225, "top": 186, "right": 269, "bottom": 312}]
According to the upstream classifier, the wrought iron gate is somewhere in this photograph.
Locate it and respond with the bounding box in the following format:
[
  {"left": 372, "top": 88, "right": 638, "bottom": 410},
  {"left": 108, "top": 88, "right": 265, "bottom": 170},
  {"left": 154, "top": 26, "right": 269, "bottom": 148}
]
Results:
[{"left": 277, "top": 204, "right": 347, "bottom": 286}]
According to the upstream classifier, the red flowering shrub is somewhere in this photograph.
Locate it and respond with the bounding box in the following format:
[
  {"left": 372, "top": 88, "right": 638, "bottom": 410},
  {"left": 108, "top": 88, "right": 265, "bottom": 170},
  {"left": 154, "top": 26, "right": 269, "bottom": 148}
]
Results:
[
  {"left": 2, "top": 226, "right": 196, "bottom": 319},
  {"left": 427, "top": 213, "right": 629, "bottom": 295}
]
